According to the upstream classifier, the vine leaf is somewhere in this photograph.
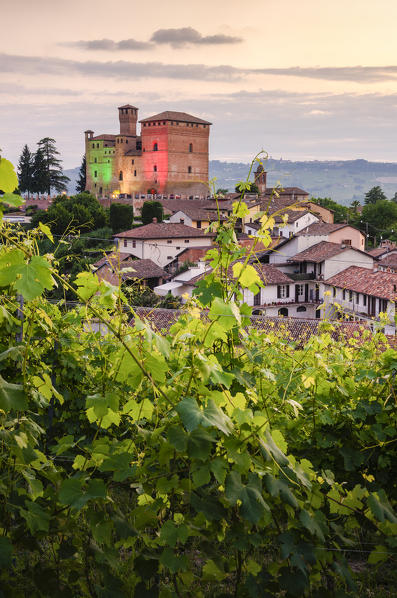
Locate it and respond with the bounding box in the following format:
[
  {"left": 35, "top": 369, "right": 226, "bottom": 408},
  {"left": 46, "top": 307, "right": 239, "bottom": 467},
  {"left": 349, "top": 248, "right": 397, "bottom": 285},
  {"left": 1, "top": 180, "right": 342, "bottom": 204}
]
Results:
[
  {"left": 225, "top": 471, "right": 269, "bottom": 523},
  {"left": 0, "top": 375, "right": 26, "bottom": 411},
  {"left": 176, "top": 397, "right": 233, "bottom": 435}
]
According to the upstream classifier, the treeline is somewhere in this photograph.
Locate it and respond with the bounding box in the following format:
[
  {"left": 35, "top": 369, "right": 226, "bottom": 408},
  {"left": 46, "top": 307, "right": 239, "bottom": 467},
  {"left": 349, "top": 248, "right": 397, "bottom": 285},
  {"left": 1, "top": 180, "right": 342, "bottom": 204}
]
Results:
[
  {"left": 17, "top": 138, "right": 70, "bottom": 197},
  {"left": 313, "top": 185, "right": 397, "bottom": 246}
]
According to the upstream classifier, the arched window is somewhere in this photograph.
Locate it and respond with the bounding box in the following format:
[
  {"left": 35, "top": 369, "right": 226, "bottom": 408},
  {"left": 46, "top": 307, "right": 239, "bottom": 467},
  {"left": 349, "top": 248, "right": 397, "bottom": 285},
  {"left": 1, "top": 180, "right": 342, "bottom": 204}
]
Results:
[
  {"left": 297, "top": 306, "right": 307, "bottom": 313},
  {"left": 94, "top": 157, "right": 97, "bottom": 163},
  {"left": 153, "top": 165, "right": 157, "bottom": 172},
  {"left": 188, "top": 166, "right": 192, "bottom": 174},
  {"left": 278, "top": 307, "right": 288, "bottom": 317},
  {"left": 94, "top": 171, "right": 97, "bottom": 178},
  {"left": 153, "top": 142, "right": 158, "bottom": 151},
  {"left": 189, "top": 143, "right": 193, "bottom": 153},
  {"left": 119, "top": 171, "right": 123, "bottom": 181}
]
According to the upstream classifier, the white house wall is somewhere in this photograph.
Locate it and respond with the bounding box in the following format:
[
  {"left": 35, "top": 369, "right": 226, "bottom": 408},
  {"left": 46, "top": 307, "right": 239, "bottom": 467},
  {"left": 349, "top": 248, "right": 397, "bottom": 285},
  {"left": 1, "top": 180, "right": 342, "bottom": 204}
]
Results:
[
  {"left": 323, "top": 250, "right": 373, "bottom": 279},
  {"left": 117, "top": 237, "right": 212, "bottom": 267}
]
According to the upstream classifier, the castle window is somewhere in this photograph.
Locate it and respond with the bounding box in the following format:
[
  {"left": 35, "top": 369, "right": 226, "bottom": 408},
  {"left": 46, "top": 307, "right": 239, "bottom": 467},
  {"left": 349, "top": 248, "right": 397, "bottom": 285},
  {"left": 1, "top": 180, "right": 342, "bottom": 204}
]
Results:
[
  {"left": 153, "top": 143, "right": 158, "bottom": 151},
  {"left": 188, "top": 166, "right": 192, "bottom": 173},
  {"left": 94, "top": 171, "right": 97, "bottom": 177},
  {"left": 119, "top": 171, "right": 123, "bottom": 181},
  {"left": 132, "top": 159, "right": 134, "bottom": 165},
  {"left": 197, "top": 221, "right": 201, "bottom": 228},
  {"left": 96, "top": 143, "right": 99, "bottom": 148},
  {"left": 167, "top": 240, "right": 172, "bottom": 244},
  {"left": 189, "top": 143, "right": 193, "bottom": 153},
  {"left": 163, "top": 121, "right": 166, "bottom": 125},
  {"left": 94, "top": 157, "right": 97, "bottom": 163},
  {"left": 134, "top": 170, "right": 137, "bottom": 176},
  {"left": 92, "top": 143, "right": 94, "bottom": 148},
  {"left": 154, "top": 165, "right": 157, "bottom": 172},
  {"left": 126, "top": 139, "right": 128, "bottom": 144}
]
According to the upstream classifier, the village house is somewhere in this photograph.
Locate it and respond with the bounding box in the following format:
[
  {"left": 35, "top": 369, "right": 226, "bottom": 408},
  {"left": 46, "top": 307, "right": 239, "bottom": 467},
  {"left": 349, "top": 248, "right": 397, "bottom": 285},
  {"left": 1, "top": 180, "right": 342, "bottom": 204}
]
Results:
[
  {"left": 94, "top": 252, "right": 168, "bottom": 289},
  {"left": 322, "top": 266, "right": 397, "bottom": 334},
  {"left": 113, "top": 222, "right": 215, "bottom": 268}
]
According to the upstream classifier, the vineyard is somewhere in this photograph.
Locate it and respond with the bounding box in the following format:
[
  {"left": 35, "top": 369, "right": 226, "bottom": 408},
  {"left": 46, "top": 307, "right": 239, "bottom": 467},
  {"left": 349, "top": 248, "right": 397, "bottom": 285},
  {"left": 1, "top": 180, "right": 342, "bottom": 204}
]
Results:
[{"left": 0, "top": 183, "right": 396, "bottom": 597}]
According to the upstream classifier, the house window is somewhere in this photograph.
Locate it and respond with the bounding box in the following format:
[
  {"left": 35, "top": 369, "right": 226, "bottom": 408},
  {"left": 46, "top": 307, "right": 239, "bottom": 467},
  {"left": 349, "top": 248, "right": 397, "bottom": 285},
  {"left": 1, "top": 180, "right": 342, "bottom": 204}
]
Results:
[
  {"left": 189, "top": 143, "right": 193, "bottom": 152},
  {"left": 363, "top": 294, "right": 367, "bottom": 306},
  {"left": 197, "top": 220, "right": 201, "bottom": 229},
  {"left": 356, "top": 292, "right": 360, "bottom": 303},
  {"left": 342, "top": 239, "right": 352, "bottom": 246},
  {"left": 188, "top": 166, "right": 192, "bottom": 174},
  {"left": 180, "top": 219, "right": 185, "bottom": 224},
  {"left": 119, "top": 171, "right": 123, "bottom": 181},
  {"left": 349, "top": 290, "right": 353, "bottom": 301},
  {"left": 154, "top": 165, "right": 157, "bottom": 172},
  {"left": 94, "top": 170, "right": 97, "bottom": 177},
  {"left": 296, "top": 284, "right": 304, "bottom": 297},
  {"left": 184, "top": 239, "right": 190, "bottom": 244},
  {"left": 343, "top": 289, "right": 346, "bottom": 300},
  {"left": 167, "top": 256, "right": 173, "bottom": 260},
  {"left": 254, "top": 290, "right": 261, "bottom": 305},
  {"left": 380, "top": 299, "right": 388, "bottom": 312},
  {"left": 333, "top": 287, "right": 336, "bottom": 297},
  {"left": 277, "top": 285, "right": 290, "bottom": 299},
  {"left": 278, "top": 307, "right": 289, "bottom": 317},
  {"left": 153, "top": 143, "right": 158, "bottom": 151},
  {"left": 123, "top": 240, "right": 127, "bottom": 247},
  {"left": 132, "top": 240, "right": 136, "bottom": 248},
  {"left": 297, "top": 305, "right": 307, "bottom": 312}
]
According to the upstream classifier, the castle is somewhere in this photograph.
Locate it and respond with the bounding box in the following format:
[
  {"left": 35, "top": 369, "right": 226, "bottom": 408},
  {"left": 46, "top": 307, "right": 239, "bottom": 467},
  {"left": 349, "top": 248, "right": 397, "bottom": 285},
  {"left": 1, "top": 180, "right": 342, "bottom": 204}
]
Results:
[{"left": 84, "top": 105, "right": 211, "bottom": 198}]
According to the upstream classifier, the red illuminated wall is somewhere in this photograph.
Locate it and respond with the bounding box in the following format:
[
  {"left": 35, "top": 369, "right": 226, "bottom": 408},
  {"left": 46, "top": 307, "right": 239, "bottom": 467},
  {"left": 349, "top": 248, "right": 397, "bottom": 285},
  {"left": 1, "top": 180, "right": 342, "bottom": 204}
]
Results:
[{"left": 141, "top": 123, "right": 169, "bottom": 193}]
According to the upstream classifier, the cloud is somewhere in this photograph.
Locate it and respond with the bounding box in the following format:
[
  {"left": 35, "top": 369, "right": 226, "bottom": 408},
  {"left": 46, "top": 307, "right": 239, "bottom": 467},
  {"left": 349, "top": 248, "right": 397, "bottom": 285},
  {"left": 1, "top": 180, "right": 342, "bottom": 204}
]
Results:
[
  {"left": 3, "top": 53, "right": 397, "bottom": 83},
  {"left": 150, "top": 27, "right": 243, "bottom": 48},
  {"left": 64, "top": 38, "right": 152, "bottom": 51}
]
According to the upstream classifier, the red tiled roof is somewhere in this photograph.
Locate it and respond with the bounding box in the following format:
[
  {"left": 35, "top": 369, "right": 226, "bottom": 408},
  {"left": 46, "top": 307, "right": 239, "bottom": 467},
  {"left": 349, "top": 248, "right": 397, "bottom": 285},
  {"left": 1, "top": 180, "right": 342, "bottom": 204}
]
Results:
[
  {"left": 296, "top": 222, "right": 360, "bottom": 236},
  {"left": 289, "top": 241, "right": 369, "bottom": 263},
  {"left": 96, "top": 258, "right": 167, "bottom": 282},
  {"left": 378, "top": 254, "right": 397, "bottom": 269},
  {"left": 273, "top": 209, "right": 312, "bottom": 223},
  {"left": 264, "top": 187, "right": 309, "bottom": 196},
  {"left": 325, "top": 266, "right": 397, "bottom": 300},
  {"left": 368, "top": 247, "right": 390, "bottom": 258},
  {"left": 118, "top": 104, "right": 138, "bottom": 109},
  {"left": 140, "top": 111, "right": 212, "bottom": 125},
  {"left": 94, "top": 252, "right": 131, "bottom": 269},
  {"left": 92, "top": 134, "right": 117, "bottom": 141},
  {"left": 114, "top": 222, "right": 216, "bottom": 239},
  {"left": 181, "top": 262, "right": 292, "bottom": 286}
]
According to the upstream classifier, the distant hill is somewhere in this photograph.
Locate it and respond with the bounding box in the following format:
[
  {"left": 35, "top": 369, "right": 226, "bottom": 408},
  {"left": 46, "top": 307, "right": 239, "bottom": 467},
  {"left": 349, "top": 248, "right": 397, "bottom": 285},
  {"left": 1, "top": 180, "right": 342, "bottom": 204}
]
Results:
[{"left": 65, "top": 159, "right": 397, "bottom": 206}]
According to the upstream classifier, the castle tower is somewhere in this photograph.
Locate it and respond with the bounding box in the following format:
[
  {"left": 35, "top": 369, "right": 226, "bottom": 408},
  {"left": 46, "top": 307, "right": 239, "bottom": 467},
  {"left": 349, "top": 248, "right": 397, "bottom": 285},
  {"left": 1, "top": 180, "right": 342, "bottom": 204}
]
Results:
[
  {"left": 255, "top": 164, "right": 267, "bottom": 195},
  {"left": 118, "top": 105, "right": 138, "bottom": 136}
]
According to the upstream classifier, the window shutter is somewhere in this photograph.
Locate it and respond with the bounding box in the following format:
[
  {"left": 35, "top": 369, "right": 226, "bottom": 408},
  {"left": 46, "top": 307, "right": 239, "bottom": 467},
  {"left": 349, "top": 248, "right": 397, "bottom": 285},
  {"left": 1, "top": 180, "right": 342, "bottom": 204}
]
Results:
[
  {"left": 286, "top": 285, "right": 290, "bottom": 298},
  {"left": 277, "top": 286, "right": 281, "bottom": 299}
]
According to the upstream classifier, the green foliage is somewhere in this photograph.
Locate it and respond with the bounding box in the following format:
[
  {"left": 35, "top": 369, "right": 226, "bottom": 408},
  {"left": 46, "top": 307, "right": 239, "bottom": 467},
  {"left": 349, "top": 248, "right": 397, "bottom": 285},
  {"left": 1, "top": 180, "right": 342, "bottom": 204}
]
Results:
[
  {"left": 141, "top": 200, "right": 164, "bottom": 225},
  {"left": 17, "top": 144, "right": 34, "bottom": 198},
  {"left": 364, "top": 185, "right": 387, "bottom": 204},
  {"left": 361, "top": 200, "right": 397, "bottom": 234},
  {"left": 0, "top": 154, "right": 19, "bottom": 194},
  {"left": 37, "top": 137, "right": 70, "bottom": 195},
  {"left": 0, "top": 162, "right": 396, "bottom": 596},
  {"left": 30, "top": 192, "right": 107, "bottom": 235},
  {"left": 76, "top": 154, "right": 87, "bottom": 194},
  {"left": 109, "top": 202, "right": 134, "bottom": 233}
]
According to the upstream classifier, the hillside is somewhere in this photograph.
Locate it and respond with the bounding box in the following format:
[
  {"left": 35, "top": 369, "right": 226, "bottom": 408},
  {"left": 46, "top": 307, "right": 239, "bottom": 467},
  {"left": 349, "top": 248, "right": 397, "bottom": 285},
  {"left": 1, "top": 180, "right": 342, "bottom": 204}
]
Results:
[{"left": 65, "top": 159, "right": 397, "bottom": 205}]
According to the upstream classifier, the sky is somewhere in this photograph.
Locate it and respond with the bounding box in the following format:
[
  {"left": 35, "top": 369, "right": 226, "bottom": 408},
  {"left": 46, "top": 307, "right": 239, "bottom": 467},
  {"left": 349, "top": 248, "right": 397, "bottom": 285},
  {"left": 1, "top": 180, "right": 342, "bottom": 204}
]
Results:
[{"left": 2, "top": 0, "right": 397, "bottom": 168}]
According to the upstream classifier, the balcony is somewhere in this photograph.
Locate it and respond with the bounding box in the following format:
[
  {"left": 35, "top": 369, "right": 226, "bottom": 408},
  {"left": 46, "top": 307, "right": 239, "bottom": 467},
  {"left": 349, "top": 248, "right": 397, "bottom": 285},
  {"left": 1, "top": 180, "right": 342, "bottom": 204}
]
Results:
[{"left": 288, "top": 272, "right": 316, "bottom": 281}]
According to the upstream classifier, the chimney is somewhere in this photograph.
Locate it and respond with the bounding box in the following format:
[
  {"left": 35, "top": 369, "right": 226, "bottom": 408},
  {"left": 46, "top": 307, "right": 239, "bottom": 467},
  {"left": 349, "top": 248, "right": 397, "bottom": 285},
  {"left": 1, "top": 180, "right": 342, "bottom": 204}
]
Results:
[{"left": 152, "top": 217, "right": 157, "bottom": 223}]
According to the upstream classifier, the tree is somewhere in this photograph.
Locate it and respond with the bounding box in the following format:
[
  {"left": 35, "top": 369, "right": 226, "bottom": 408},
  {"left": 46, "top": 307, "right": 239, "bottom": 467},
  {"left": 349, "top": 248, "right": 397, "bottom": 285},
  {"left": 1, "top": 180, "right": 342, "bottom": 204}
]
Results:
[
  {"left": 361, "top": 200, "right": 397, "bottom": 237},
  {"left": 76, "top": 155, "right": 86, "bottom": 194},
  {"left": 30, "top": 192, "right": 107, "bottom": 235},
  {"left": 109, "top": 203, "right": 134, "bottom": 234},
  {"left": 391, "top": 192, "right": 397, "bottom": 203},
  {"left": 364, "top": 186, "right": 387, "bottom": 204},
  {"left": 36, "top": 137, "right": 70, "bottom": 195},
  {"left": 31, "top": 148, "right": 48, "bottom": 197},
  {"left": 141, "top": 201, "right": 163, "bottom": 225},
  {"left": 235, "top": 183, "right": 259, "bottom": 194},
  {"left": 350, "top": 199, "right": 361, "bottom": 213},
  {"left": 17, "top": 145, "right": 34, "bottom": 198},
  {"left": 216, "top": 188, "right": 229, "bottom": 196}
]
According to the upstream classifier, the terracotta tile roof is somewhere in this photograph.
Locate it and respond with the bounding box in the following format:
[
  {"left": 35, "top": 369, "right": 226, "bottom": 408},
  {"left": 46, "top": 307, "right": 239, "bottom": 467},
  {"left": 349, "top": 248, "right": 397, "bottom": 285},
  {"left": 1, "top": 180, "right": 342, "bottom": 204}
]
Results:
[
  {"left": 289, "top": 241, "right": 368, "bottom": 263},
  {"left": 96, "top": 257, "right": 167, "bottom": 282},
  {"left": 172, "top": 206, "right": 226, "bottom": 222},
  {"left": 118, "top": 104, "right": 138, "bottom": 109},
  {"left": 129, "top": 307, "right": 370, "bottom": 343},
  {"left": 114, "top": 222, "right": 216, "bottom": 239},
  {"left": 379, "top": 254, "right": 397, "bottom": 270},
  {"left": 296, "top": 222, "right": 359, "bottom": 236},
  {"left": 180, "top": 262, "right": 292, "bottom": 286},
  {"left": 93, "top": 252, "right": 131, "bottom": 269},
  {"left": 140, "top": 111, "right": 212, "bottom": 125},
  {"left": 325, "top": 266, "right": 397, "bottom": 300},
  {"left": 368, "top": 247, "right": 390, "bottom": 257},
  {"left": 273, "top": 209, "right": 312, "bottom": 223}
]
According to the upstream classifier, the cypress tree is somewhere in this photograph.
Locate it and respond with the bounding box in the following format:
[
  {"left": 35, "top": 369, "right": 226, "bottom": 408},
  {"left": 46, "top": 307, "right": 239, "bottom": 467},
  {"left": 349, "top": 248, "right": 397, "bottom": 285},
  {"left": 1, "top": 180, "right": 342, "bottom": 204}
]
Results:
[
  {"left": 76, "top": 155, "right": 86, "bottom": 193},
  {"left": 37, "top": 137, "right": 70, "bottom": 195},
  {"left": 31, "top": 149, "right": 48, "bottom": 197},
  {"left": 17, "top": 145, "right": 34, "bottom": 199}
]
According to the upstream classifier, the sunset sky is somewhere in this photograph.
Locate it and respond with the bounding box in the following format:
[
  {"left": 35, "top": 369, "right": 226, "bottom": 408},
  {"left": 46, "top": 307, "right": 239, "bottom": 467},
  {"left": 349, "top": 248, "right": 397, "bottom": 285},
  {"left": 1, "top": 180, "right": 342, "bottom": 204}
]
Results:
[{"left": 2, "top": 0, "right": 397, "bottom": 168}]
